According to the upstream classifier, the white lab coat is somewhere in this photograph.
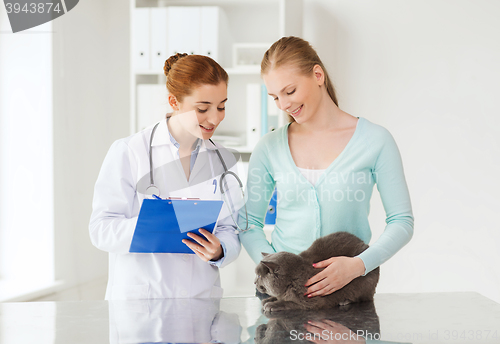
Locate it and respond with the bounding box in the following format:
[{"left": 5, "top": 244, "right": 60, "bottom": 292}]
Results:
[{"left": 89, "top": 119, "right": 241, "bottom": 300}]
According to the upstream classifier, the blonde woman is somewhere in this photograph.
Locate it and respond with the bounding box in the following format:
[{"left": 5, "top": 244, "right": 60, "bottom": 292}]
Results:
[{"left": 240, "top": 36, "right": 414, "bottom": 298}]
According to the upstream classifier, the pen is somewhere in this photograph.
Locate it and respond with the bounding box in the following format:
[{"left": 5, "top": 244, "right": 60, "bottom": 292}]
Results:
[{"left": 152, "top": 194, "right": 162, "bottom": 200}]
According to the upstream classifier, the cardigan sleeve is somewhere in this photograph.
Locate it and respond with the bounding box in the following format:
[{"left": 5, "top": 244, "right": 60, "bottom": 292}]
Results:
[
  {"left": 356, "top": 130, "right": 414, "bottom": 275},
  {"left": 238, "top": 140, "right": 277, "bottom": 264}
]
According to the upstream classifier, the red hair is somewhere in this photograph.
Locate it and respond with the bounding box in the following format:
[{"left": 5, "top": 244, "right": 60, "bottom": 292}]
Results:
[{"left": 164, "top": 53, "right": 229, "bottom": 102}]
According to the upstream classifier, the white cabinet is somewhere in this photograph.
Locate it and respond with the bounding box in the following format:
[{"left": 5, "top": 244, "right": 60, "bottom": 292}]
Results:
[
  {"left": 200, "top": 7, "right": 220, "bottom": 61},
  {"left": 133, "top": 6, "right": 226, "bottom": 72},
  {"left": 132, "top": 7, "right": 169, "bottom": 72},
  {"left": 132, "top": 8, "right": 150, "bottom": 71},
  {"left": 246, "top": 83, "right": 262, "bottom": 149},
  {"left": 130, "top": 0, "right": 303, "bottom": 153},
  {"left": 137, "top": 84, "right": 172, "bottom": 131},
  {"left": 150, "top": 8, "right": 168, "bottom": 73},
  {"left": 167, "top": 7, "right": 201, "bottom": 56}
]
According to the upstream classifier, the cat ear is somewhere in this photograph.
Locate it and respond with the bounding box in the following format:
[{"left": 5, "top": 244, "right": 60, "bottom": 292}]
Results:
[
  {"left": 262, "top": 261, "right": 280, "bottom": 273},
  {"left": 261, "top": 252, "right": 270, "bottom": 257}
]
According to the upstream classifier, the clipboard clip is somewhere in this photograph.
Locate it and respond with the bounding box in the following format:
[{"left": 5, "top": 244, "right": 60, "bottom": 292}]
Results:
[{"left": 152, "top": 194, "right": 200, "bottom": 201}]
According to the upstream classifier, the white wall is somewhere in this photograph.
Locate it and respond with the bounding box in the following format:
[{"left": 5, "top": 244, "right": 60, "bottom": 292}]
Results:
[
  {"left": 304, "top": 0, "right": 500, "bottom": 302},
  {"left": 0, "top": 14, "right": 53, "bottom": 287},
  {"left": 52, "top": 0, "right": 131, "bottom": 292}
]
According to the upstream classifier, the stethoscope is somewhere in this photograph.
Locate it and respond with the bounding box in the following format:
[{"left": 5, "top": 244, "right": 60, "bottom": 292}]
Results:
[{"left": 145, "top": 121, "right": 252, "bottom": 233}]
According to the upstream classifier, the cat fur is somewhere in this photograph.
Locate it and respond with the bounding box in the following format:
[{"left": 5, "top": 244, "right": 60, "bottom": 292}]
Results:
[{"left": 254, "top": 231, "right": 380, "bottom": 313}]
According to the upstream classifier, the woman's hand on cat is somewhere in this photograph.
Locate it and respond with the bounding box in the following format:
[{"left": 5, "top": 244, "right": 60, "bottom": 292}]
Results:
[
  {"left": 182, "top": 228, "right": 224, "bottom": 262},
  {"left": 304, "top": 257, "right": 366, "bottom": 297}
]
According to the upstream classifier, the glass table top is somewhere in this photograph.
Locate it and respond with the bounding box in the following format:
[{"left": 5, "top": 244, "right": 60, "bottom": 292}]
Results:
[{"left": 1, "top": 292, "right": 499, "bottom": 343}]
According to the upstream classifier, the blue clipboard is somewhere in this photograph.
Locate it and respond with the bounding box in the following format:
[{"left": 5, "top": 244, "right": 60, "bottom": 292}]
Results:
[{"left": 130, "top": 198, "right": 224, "bottom": 253}]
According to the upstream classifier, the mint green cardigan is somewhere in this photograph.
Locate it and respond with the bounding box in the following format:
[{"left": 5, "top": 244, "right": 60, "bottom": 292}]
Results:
[{"left": 238, "top": 117, "right": 414, "bottom": 275}]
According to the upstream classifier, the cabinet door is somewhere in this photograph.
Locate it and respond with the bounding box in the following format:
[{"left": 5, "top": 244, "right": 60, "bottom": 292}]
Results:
[
  {"left": 150, "top": 8, "right": 168, "bottom": 73},
  {"left": 246, "top": 83, "right": 262, "bottom": 149},
  {"left": 133, "top": 8, "right": 150, "bottom": 71},
  {"left": 200, "top": 6, "right": 219, "bottom": 62},
  {"left": 167, "top": 7, "right": 201, "bottom": 56}
]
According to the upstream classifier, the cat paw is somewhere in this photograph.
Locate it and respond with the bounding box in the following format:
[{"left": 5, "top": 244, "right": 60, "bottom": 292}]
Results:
[
  {"left": 262, "top": 300, "right": 296, "bottom": 314},
  {"left": 262, "top": 296, "right": 278, "bottom": 306},
  {"left": 262, "top": 301, "right": 278, "bottom": 314}
]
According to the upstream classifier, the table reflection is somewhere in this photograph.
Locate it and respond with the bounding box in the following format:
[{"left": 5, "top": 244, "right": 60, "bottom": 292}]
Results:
[
  {"left": 108, "top": 298, "right": 241, "bottom": 344},
  {"left": 253, "top": 301, "right": 381, "bottom": 344},
  {"left": 0, "top": 292, "right": 498, "bottom": 343}
]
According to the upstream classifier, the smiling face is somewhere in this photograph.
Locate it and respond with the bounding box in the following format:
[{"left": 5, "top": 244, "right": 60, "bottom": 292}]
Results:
[
  {"left": 169, "top": 82, "right": 227, "bottom": 140},
  {"left": 263, "top": 64, "right": 325, "bottom": 124}
]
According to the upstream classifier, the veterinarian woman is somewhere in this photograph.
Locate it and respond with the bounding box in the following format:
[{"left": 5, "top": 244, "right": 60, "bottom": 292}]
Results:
[
  {"left": 90, "top": 53, "right": 241, "bottom": 300},
  {"left": 239, "top": 36, "right": 414, "bottom": 298}
]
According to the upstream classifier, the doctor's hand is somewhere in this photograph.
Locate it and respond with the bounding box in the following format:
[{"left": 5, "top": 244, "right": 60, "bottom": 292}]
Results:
[
  {"left": 304, "top": 257, "right": 365, "bottom": 298},
  {"left": 182, "top": 228, "right": 224, "bottom": 262}
]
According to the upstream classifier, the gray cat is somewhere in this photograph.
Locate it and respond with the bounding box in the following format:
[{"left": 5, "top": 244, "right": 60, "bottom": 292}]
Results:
[{"left": 255, "top": 231, "right": 380, "bottom": 313}]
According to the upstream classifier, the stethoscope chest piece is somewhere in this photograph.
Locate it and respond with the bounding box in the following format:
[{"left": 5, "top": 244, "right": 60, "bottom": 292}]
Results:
[{"left": 145, "top": 185, "right": 160, "bottom": 199}]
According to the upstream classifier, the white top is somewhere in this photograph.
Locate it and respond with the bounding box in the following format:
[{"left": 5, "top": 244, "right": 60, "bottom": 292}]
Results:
[{"left": 296, "top": 167, "right": 326, "bottom": 186}]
